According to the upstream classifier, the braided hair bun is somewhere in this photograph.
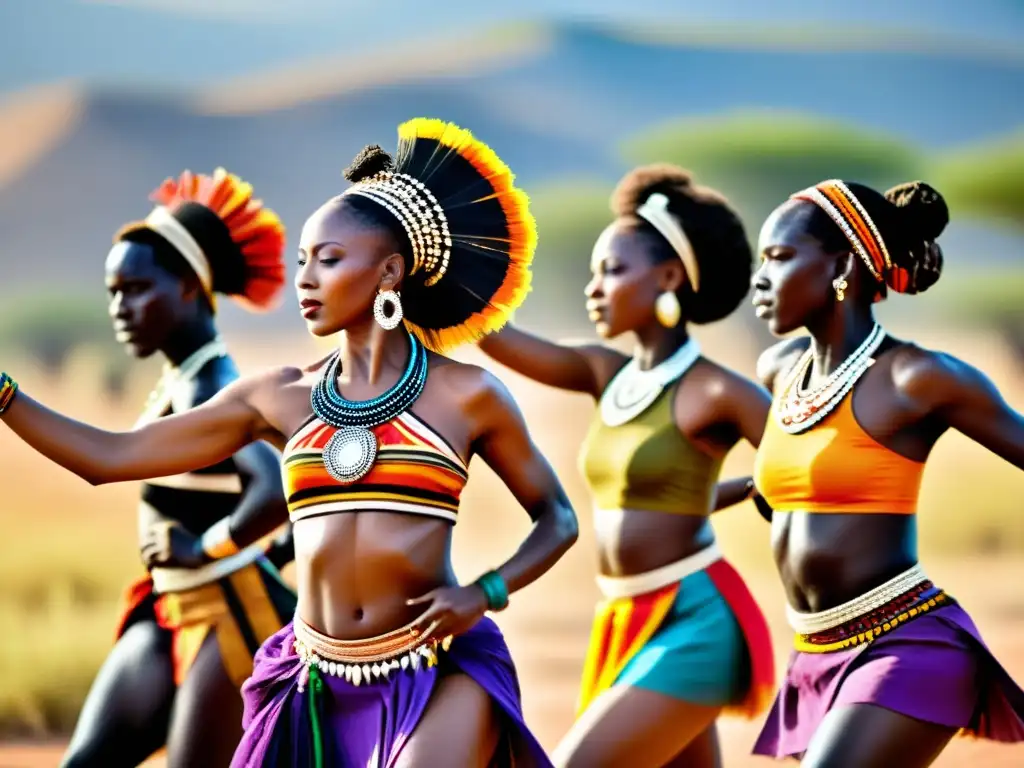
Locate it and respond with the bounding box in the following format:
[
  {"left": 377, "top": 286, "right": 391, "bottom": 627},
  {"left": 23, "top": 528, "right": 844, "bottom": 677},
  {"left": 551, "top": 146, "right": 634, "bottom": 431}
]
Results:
[{"left": 882, "top": 181, "right": 948, "bottom": 294}]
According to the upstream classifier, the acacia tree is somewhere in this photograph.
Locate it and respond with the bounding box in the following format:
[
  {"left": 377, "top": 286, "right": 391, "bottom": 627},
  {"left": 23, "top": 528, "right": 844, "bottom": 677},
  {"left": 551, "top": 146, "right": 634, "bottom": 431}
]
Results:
[{"left": 930, "top": 132, "right": 1024, "bottom": 367}]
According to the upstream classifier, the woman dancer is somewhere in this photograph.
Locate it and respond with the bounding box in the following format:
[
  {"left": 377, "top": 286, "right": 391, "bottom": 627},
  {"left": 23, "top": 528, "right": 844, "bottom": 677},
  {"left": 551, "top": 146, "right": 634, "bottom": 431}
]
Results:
[
  {"left": 479, "top": 165, "right": 775, "bottom": 767},
  {"left": 59, "top": 169, "right": 296, "bottom": 768},
  {"left": 1, "top": 119, "right": 577, "bottom": 767},
  {"left": 750, "top": 178, "right": 1024, "bottom": 766}
]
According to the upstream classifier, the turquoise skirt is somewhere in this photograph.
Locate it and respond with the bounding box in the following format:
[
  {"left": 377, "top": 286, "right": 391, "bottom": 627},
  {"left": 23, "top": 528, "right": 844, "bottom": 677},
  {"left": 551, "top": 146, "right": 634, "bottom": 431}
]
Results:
[{"left": 615, "top": 569, "right": 750, "bottom": 706}]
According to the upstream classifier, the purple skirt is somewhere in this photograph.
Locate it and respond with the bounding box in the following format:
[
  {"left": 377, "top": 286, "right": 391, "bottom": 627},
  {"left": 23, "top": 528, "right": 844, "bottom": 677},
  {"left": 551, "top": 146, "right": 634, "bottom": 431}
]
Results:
[
  {"left": 753, "top": 602, "right": 1024, "bottom": 758},
  {"left": 230, "top": 616, "right": 552, "bottom": 767}
]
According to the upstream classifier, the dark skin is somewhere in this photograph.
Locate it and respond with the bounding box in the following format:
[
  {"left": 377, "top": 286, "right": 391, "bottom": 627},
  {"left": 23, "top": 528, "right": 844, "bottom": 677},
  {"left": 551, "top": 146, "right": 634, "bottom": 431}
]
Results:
[
  {"left": 479, "top": 219, "right": 770, "bottom": 768},
  {"left": 4, "top": 199, "right": 578, "bottom": 768},
  {"left": 60, "top": 242, "right": 292, "bottom": 768},
  {"left": 752, "top": 199, "right": 1024, "bottom": 768}
]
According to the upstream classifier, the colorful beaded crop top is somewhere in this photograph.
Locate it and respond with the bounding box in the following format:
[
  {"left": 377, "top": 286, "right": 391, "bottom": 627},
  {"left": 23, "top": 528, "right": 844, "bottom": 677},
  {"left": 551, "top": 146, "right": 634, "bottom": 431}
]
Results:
[{"left": 282, "top": 411, "right": 469, "bottom": 524}]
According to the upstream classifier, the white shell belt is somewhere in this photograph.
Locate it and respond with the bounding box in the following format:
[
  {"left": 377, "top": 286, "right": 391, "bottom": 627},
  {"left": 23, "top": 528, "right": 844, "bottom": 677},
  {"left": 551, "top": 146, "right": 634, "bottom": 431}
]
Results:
[
  {"left": 293, "top": 614, "right": 452, "bottom": 692},
  {"left": 786, "top": 563, "right": 927, "bottom": 635}
]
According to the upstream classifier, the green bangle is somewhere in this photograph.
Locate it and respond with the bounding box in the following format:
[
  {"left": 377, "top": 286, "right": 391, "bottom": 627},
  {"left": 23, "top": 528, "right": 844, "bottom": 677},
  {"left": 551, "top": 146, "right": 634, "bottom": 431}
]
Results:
[{"left": 475, "top": 570, "right": 509, "bottom": 612}]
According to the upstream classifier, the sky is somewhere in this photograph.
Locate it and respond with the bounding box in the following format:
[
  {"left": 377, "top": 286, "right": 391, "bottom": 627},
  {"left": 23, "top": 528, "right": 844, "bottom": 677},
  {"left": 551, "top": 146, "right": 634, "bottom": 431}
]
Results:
[{"left": 1, "top": 0, "right": 1021, "bottom": 95}]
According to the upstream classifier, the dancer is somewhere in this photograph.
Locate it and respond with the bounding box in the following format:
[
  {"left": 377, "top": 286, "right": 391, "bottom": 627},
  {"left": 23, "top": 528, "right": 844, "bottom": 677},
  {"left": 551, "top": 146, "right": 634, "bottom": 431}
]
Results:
[
  {"left": 1, "top": 119, "right": 577, "bottom": 767},
  {"left": 479, "top": 165, "right": 775, "bottom": 767},
  {"left": 58, "top": 169, "right": 296, "bottom": 768},
  {"left": 750, "top": 178, "right": 1024, "bottom": 766}
]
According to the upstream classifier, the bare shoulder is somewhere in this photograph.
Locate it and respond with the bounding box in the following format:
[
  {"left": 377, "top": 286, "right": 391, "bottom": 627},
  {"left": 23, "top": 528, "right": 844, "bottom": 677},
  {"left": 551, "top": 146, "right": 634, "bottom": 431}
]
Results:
[
  {"left": 573, "top": 341, "right": 630, "bottom": 379},
  {"left": 692, "top": 357, "right": 772, "bottom": 406},
  {"left": 756, "top": 336, "right": 810, "bottom": 393},
  {"left": 428, "top": 355, "right": 514, "bottom": 411},
  {"left": 223, "top": 363, "right": 307, "bottom": 413},
  {"left": 886, "top": 342, "right": 989, "bottom": 408},
  {"left": 300, "top": 351, "right": 335, "bottom": 376}
]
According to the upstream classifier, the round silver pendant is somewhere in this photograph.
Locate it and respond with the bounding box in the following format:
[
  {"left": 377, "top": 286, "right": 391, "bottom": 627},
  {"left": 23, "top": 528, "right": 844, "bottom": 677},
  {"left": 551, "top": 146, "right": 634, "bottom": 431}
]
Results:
[{"left": 322, "top": 427, "right": 378, "bottom": 484}]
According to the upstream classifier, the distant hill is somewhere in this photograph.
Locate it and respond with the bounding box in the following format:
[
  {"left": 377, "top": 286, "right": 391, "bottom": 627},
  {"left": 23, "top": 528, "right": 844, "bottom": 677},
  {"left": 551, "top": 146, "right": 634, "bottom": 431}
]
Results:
[
  {"left": 0, "top": 19, "right": 1021, "bottom": 335},
  {"left": 3, "top": 1, "right": 1023, "bottom": 93}
]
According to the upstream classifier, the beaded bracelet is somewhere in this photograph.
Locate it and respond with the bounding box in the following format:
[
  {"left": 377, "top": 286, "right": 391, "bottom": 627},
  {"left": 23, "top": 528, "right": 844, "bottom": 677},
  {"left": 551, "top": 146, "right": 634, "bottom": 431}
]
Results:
[
  {"left": 0, "top": 373, "right": 18, "bottom": 415},
  {"left": 200, "top": 517, "right": 241, "bottom": 560},
  {"left": 474, "top": 570, "right": 509, "bottom": 612}
]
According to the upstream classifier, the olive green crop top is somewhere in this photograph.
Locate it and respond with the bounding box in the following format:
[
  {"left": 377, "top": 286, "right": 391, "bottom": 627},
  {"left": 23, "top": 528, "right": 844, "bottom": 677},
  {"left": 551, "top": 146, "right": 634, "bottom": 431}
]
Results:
[{"left": 578, "top": 379, "right": 722, "bottom": 515}]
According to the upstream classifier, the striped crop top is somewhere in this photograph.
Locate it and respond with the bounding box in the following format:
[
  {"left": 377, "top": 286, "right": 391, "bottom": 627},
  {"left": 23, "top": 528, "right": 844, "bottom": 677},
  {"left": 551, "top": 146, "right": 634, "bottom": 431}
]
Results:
[
  {"left": 282, "top": 411, "right": 469, "bottom": 524},
  {"left": 753, "top": 394, "right": 925, "bottom": 514}
]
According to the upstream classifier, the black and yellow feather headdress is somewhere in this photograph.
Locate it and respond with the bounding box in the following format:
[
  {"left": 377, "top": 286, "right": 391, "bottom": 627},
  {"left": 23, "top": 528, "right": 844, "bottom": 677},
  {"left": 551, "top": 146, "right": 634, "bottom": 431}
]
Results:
[{"left": 342, "top": 118, "right": 536, "bottom": 353}]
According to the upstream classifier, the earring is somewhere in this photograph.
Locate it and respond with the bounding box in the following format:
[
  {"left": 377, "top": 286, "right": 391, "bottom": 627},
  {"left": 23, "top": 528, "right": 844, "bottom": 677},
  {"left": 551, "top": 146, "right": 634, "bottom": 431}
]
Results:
[
  {"left": 832, "top": 276, "right": 848, "bottom": 303},
  {"left": 373, "top": 289, "right": 403, "bottom": 330},
  {"left": 654, "top": 291, "right": 681, "bottom": 328}
]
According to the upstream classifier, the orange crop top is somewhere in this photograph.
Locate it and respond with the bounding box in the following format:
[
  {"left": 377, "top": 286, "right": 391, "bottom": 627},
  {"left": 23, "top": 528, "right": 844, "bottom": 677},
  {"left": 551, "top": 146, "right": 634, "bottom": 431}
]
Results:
[
  {"left": 753, "top": 394, "right": 925, "bottom": 514},
  {"left": 282, "top": 411, "right": 469, "bottom": 524}
]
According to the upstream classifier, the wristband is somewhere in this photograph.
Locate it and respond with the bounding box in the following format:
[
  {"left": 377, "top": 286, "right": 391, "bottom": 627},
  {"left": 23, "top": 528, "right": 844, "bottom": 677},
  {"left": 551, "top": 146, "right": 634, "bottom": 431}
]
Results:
[
  {"left": 474, "top": 570, "right": 509, "bottom": 612},
  {"left": 201, "top": 517, "right": 241, "bottom": 560},
  {"left": 0, "top": 373, "right": 18, "bottom": 414}
]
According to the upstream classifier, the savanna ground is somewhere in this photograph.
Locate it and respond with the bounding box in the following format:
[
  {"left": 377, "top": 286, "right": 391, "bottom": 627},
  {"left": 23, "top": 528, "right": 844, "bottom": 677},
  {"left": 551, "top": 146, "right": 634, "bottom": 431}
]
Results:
[{"left": 1, "top": 322, "right": 1022, "bottom": 767}]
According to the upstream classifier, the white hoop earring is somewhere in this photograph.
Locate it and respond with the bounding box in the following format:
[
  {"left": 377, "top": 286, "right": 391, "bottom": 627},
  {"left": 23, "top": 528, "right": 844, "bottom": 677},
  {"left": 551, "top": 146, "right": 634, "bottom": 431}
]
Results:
[{"left": 373, "top": 289, "right": 403, "bottom": 330}]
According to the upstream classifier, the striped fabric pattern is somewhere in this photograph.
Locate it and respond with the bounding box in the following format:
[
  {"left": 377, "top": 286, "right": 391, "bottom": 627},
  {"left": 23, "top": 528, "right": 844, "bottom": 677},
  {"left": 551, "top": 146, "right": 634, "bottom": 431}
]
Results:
[{"left": 283, "top": 412, "right": 469, "bottom": 524}]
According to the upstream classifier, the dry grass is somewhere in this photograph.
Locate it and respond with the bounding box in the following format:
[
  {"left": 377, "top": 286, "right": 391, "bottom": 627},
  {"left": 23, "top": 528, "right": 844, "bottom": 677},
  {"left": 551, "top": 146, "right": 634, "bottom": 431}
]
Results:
[{"left": 1, "top": 326, "right": 1023, "bottom": 765}]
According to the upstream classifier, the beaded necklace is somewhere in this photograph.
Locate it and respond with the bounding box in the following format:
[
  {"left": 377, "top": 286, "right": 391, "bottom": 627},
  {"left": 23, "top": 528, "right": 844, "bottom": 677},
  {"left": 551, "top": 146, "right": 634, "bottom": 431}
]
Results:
[
  {"left": 773, "top": 324, "right": 885, "bottom": 434},
  {"left": 311, "top": 331, "right": 428, "bottom": 483},
  {"left": 599, "top": 338, "right": 701, "bottom": 427},
  {"left": 135, "top": 336, "right": 228, "bottom": 428}
]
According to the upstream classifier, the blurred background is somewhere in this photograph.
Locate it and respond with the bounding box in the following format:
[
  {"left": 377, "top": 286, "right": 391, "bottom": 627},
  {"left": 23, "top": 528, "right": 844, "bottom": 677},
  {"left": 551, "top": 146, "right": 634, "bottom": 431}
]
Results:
[{"left": 1, "top": 1, "right": 1022, "bottom": 765}]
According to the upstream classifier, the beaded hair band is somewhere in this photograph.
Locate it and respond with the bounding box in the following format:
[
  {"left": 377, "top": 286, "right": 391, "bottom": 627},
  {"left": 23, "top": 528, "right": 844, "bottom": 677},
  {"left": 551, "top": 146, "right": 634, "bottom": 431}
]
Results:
[
  {"left": 791, "top": 180, "right": 892, "bottom": 287},
  {"left": 342, "top": 171, "right": 453, "bottom": 287},
  {"left": 636, "top": 192, "right": 701, "bottom": 292}
]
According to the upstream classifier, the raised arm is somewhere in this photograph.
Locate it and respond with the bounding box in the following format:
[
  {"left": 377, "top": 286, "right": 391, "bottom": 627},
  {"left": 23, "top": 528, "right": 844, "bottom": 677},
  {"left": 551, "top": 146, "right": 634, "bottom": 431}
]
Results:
[
  {"left": 478, "top": 324, "right": 626, "bottom": 398},
  {"left": 903, "top": 349, "right": 1024, "bottom": 469},
  {"left": 0, "top": 370, "right": 277, "bottom": 486}
]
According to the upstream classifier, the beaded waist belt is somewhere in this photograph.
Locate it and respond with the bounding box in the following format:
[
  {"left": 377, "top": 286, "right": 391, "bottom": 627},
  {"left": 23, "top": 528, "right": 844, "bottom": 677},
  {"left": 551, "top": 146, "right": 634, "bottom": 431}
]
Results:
[
  {"left": 793, "top": 579, "right": 951, "bottom": 654},
  {"left": 293, "top": 614, "right": 452, "bottom": 691}
]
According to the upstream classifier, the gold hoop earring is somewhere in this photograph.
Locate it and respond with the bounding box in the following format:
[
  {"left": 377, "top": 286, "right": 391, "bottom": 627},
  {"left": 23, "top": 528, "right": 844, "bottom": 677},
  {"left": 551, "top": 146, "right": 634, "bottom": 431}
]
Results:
[
  {"left": 373, "top": 289, "right": 403, "bottom": 330},
  {"left": 655, "top": 291, "right": 681, "bottom": 328},
  {"left": 832, "top": 276, "right": 848, "bottom": 303}
]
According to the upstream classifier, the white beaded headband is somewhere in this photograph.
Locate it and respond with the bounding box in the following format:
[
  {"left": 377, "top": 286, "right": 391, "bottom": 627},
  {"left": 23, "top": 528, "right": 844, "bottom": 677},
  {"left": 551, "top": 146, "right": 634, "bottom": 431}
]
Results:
[{"left": 342, "top": 172, "right": 452, "bottom": 287}]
